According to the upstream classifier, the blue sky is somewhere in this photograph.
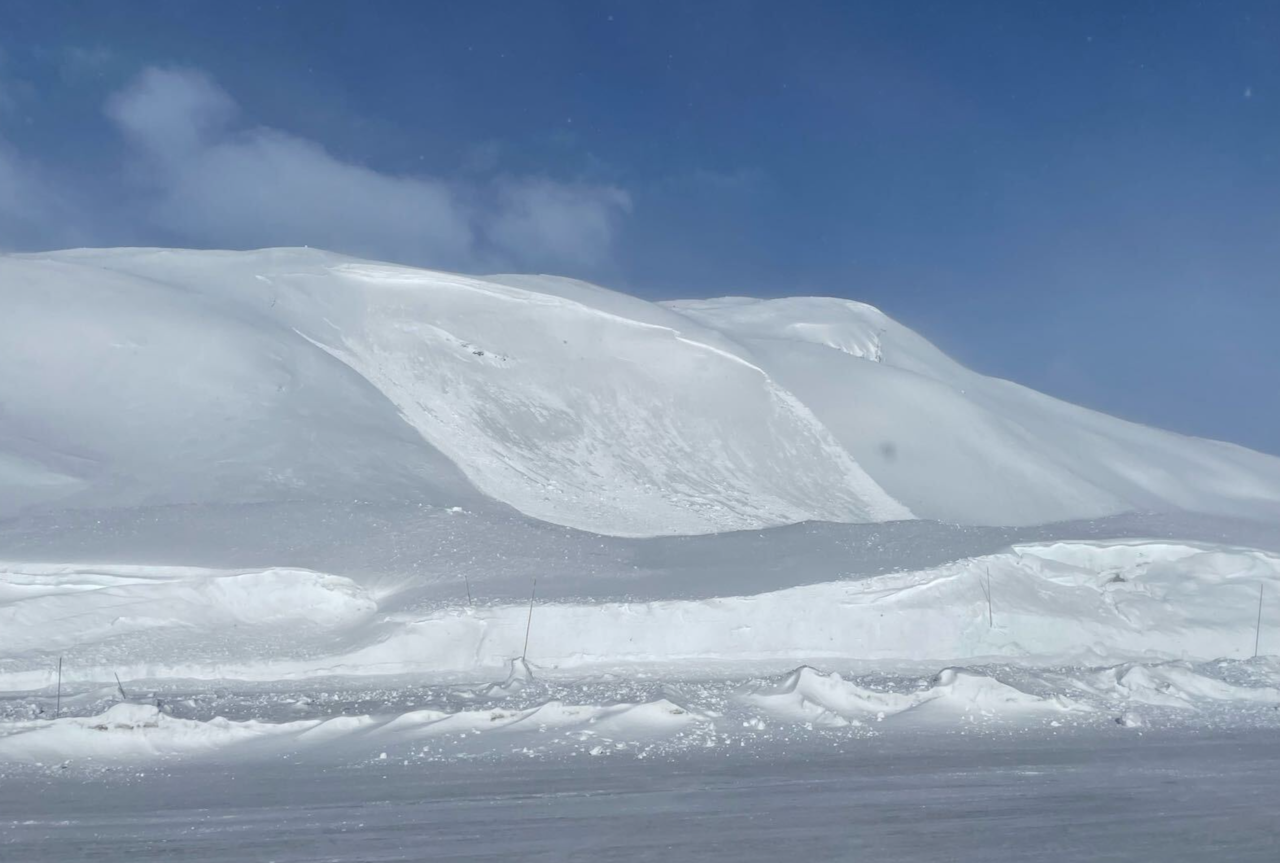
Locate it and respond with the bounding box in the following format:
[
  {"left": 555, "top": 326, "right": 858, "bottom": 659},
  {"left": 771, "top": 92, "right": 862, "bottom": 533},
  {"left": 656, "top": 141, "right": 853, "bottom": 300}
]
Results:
[{"left": 2, "top": 1, "right": 1279, "bottom": 454}]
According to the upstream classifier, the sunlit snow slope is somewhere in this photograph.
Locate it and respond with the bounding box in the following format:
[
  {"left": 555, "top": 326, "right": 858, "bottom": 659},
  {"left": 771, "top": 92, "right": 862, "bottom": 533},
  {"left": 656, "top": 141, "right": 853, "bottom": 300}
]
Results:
[
  {"left": 669, "top": 297, "right": 1280, "bottom": 525},
  {"left": 3, "top": 247, "right": 1279, "bottom": 535}
]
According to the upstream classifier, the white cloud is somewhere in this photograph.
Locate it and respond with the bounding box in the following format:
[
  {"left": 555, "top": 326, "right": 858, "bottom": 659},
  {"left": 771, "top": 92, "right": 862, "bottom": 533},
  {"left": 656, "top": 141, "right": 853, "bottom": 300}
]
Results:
[
  {"left": 106, "top": 66, "right": 238, "bottom": 160},
  {"left": 91, "top": 66, "right": 631, "bottom": 274},
  {"left": 488, "top": 178, "right": 632, "bottom": 270},
  {"left": 0, "top": 65, "right": 632, "bottom": 274},
  {"left": 104, "top": 67, "right": 474, "bottom": 268}
]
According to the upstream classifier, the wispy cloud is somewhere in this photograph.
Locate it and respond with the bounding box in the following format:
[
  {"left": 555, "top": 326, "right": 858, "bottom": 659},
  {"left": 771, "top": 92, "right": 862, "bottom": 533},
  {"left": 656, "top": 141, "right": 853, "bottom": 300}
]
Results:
[
  {"left": 2, "top": 66, "right": 633, "bottom": 275},
  {"left": 487, "top": 177, "right": 631, "bottom": 271},
  {"left": 106, "top": 67, "right": 476, "bottom": 269}
]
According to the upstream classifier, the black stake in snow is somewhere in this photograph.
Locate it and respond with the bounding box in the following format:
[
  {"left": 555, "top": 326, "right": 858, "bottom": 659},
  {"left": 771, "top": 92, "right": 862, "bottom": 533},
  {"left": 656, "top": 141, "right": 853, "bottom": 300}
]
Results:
[
  {"left": 55, "top": 657, "right": 62, "bottom": 720},
  {"left": 114, "top": 672, "right": 128, "bottom": 702},
  {"left": 522, "top": 577, "right": 537, "bottom": 662},
  {"left": 465, "top": 575, "right": 473, "bottom": 606},
  {"left": 1255, "top": 583, "right": 1265, "bottom": 659}
]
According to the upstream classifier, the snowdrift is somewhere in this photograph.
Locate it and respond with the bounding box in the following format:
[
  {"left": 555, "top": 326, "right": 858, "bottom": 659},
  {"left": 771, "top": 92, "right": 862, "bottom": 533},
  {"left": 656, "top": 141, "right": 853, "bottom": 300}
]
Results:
[
  {"left": 4, "top": 247, "right": 1280, "bottom": 536},
  {"left": 5, "top": 658, "right": 1278, "bottom": 765},
  {"left": 739, "top": 666, "right": 1089, "bottom": 727},
  {"left": 0, "top": 701, "right": 356, "bottom": 762},
  {"left": 0, "top": 562, "right": 376, "bottom": 654},
  {"left": 3, "top": 540, "right": 1276, "bottom": 691}
]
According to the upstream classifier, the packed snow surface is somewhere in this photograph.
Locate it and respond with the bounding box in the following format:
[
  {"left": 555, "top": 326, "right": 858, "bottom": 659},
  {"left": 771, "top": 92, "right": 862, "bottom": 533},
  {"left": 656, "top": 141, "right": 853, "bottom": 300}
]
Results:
[
  {"left": 7, "top": 731, "right": 1280, "bottom": 862},
  {"left": 5, "top": 247, "right": 1280, "bottom": 535}
]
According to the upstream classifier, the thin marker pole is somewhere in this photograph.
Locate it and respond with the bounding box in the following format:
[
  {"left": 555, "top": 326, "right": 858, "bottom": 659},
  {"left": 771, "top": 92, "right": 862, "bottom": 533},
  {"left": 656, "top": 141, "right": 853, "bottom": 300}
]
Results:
[
  {"left": 1255, "top": 583, "right": 1265, "bottom": 659},
  {"left": 55, "top": 657, "right": 62, "bottom": 720},
  {"left": 982, "top": 567, "right": 993, "bottom": 629},
  {"left": 115, "top": 672, "right": 127, "bottom": 701},
  {"left": 465, "top": 576, "right": 473, "bottom": 606},
  {"left": 522, "top": 577, "right": 537, "bottom": 662}
]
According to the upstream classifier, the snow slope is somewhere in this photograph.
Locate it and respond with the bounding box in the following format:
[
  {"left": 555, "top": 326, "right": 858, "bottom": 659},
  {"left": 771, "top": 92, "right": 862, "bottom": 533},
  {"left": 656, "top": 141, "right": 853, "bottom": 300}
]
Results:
[
  {"left": 4, "top": 248, "right": 1280, "bottom": 536},
  {"left": 1, "top": 248, "right": 905, "bottom": 535},
  {"left": 0, "top": 252, "right": 481, "bottom": 518},
  {"left": 668, "top": 297, "right": 1280, "bottom": 525}
]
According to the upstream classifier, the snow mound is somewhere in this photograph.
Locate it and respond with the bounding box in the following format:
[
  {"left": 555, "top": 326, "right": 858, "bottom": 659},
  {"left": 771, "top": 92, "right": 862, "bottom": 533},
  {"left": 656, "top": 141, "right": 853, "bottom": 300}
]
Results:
[
  {"left": 739, "top": 666, "right": 917, "bottom": 726},
  {"left": 0, "top": 702, "right": 322, "bottom": 762},
  {"left": 84, "top": 701, "right": 163, "bottom": 730},
  {"left": 0, "top": 562, "right": 376, "bottom": 655},
  {"left": 918, "top": 668, "right": 1086, "bottom": 716},
  {"left": 1075, "top": 662, "right": 1280, "bottom": 708},
  {"left": 741, "top": 666, "right": 1084, "bottom": 726},
  {"left": 379, "top": 697, "right": 707, "bottom": 743},
  {"left": 0, "top": 691, "right": 712, "bottom": 764},
  {"left": 3, "top": 660, "right": 1276, "bottom": 765}
]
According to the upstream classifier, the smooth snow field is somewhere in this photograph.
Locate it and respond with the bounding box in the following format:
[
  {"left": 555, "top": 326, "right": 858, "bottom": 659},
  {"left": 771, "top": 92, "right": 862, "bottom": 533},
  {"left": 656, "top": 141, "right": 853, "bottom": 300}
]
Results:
[{"left": 4, "top": 247, "right": 1280, "bottom": 859}]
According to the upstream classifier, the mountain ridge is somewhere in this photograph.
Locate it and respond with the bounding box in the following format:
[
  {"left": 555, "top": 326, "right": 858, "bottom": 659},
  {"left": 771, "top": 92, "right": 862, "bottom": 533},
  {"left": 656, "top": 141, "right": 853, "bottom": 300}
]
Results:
[{"left": 3, "top": 246, "right": 1279, "bottom": 535}]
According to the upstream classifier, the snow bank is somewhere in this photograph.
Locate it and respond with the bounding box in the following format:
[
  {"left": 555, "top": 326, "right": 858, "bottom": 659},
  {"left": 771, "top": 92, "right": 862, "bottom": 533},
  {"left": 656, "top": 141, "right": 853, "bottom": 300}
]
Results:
[
  {"left": 6, "top": 658, "right": 1276, "bottom": 765},
  {"left": 3, "top": 540, "right": 1275, "bottom": 691},
  {"left": 739, "top": 666, "right": 918, "bottom": 726},
  {"left": 302, "top": 539, "right": 1280, "bottom": 678},
  {"left": 0, "top": 562, "right": 376, "bottom": 654},
  {"left": 0, "top": 692, "right": 708, "bottom": 764},
  {"left": 381, "top": 696, "right": 705, "bottom": 741},
  {"left": 740, "top": 666, "right": 1087, "bottom": 726},
  {"left": 1068, "top": 661, "right": 1280, "bottom": 708},
  {"left": 0, "top": 702, "right": 325, "bottom": 762}
]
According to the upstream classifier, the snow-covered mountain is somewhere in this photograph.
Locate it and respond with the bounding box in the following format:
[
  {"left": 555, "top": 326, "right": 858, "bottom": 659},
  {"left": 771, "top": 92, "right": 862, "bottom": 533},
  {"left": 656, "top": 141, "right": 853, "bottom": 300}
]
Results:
[
  {"left": 5, "top": 247, "right": 1280, "bottom": 776},
  {"left": 3, "top": 247, "right": 1279, "bottom": 535}
]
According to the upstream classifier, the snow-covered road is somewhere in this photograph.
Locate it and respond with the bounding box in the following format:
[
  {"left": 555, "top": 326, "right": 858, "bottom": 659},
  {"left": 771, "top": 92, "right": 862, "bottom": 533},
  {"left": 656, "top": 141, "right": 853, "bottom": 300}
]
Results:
[{"left": 5, "top": 730, "right": 1278, "bottom": 862}]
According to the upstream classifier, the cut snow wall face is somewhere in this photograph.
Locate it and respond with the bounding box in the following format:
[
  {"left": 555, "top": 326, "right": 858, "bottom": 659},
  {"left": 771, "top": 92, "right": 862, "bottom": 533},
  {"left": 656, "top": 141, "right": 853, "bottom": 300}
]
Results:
[{"left": 5, "top": 539, "right": 1276, "bottom": 690}]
